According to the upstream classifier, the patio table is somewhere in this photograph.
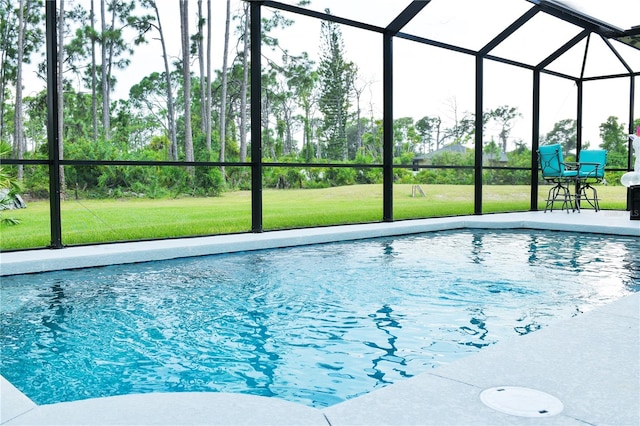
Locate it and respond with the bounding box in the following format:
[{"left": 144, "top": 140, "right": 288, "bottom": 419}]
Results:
[{"left": 565, "top": 161, "right": 602, "bottom": 212}]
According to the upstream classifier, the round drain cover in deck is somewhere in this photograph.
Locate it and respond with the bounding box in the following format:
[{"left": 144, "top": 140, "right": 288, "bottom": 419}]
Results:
[{"left": 480, "top": 386, "right": 564, "bottom": 418}]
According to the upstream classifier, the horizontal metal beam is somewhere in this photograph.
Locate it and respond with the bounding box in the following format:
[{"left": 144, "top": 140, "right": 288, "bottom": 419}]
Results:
[{"left": 261, "top": 0, "right": 385, "bottom": 33}]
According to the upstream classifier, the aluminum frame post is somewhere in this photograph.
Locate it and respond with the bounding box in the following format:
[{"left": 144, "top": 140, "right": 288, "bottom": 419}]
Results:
[{"left": 46, "top": 0, "right": 63, "bottom": 248}]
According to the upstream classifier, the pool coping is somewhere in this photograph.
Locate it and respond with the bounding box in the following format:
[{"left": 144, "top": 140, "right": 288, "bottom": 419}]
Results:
[
  {"left": 1, "top": 210, "right": 638, "bottom": 276},
  {"left": 1, "top": 210, "right": 639, "bottom": 425}
]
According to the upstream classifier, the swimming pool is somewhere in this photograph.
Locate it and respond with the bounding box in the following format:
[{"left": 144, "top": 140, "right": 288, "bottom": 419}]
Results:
[{"left": 1, "top": 229, "right": 638, "bottom": 408}]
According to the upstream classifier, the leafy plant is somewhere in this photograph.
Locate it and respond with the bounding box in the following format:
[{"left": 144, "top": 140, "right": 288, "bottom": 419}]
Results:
[{"left": 0, "top": 145, "right": 22, "bottom": 225}]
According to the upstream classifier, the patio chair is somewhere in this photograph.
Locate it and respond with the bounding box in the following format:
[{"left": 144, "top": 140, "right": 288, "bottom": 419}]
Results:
[
  {"left": 574, "top": 149, "right": 607, "bottom": 211},
  {"left": 537, "top": 144, "right": 577, "bottom": 212}
]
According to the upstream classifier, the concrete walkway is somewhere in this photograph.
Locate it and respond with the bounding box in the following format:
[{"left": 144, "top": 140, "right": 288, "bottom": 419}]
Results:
[{"left": 1, "top": 211, "right": 639, "bottom": 425}]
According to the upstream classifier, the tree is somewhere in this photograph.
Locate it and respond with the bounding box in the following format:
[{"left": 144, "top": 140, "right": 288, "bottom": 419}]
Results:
[
  {"left": 543, "top": 118, "right": 577, "bottom": 155},
  {"left": 415, "top": 116, "right": 441, "bottom": 153},
  {"left": 65, "top": 0, "right": 99, "bottom": 142},
  {"left": 100, "top": 0, "right": 109, "bottom": 139},
  {"left": 90, "top": 0, "right": 98, "bottom": 142},
  {"left": 179, "top": 0, "right": 194, "bottom": 165},
  {"left": 0, "top": 0, "right": 43, "bottom": 146},
  {"left": 439, "top": 97, "right": 476, "bottom": 147},
  {"left": 219, "top": 0, "right": 231, "bottom": 177},
  {"left": 393, "top": 117, "right": 417, "bottom": 157},
  {"left": 260, "top": 69, "right": 278, "bottom": 159},
  {"left": 205, "top": 0, "right": 212, "bottom": 154},
  {"left": 487, "top": 105, "right": 521, "bottom": 153},
  {"left": 0, "top": 0, "right": 17, "bottom": 144},
  {"left": 272, "top": 54, "right": 305, "bottom": 157},
  {"left": 129, "top": 71, "right": 177, "bottom": 139},
  {"left": 345, "top": 64, "right": 371, "bottom": 159},
  {"left": 139, "top": 0, "right": 178, "bottom": 160},
  {"left": 237, "top": 1, "right": 249, "bottom": 162},
  {"left": 196, "top": 0, "right": 206, "bottom": 136},
  {"left": 286, "top": 52, "right": 317, "bottom": 162},
  {"left": 13, "top": 0, "right": 27, "bottom": 179},
  {"left": 99, "top": 0, "right": 138, "bottom": 140},
  {"left": 56, "top": 0, "right": 70, "bottom": 196},
  {"left": 599, "top": 116, "right": 627, "bottom": 168},
  {"left": 318, "top": 11, "right": 355, "bottom": 161}
]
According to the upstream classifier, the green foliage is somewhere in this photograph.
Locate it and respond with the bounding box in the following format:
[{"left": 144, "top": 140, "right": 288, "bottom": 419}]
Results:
[
  {"left": 414, "top": 150, "right": 475, "bottom": 185},
  {"left": 352, "top": 152, "right": 381, "bottom": 184},
  {"left": 598, "top": 116, "right": 628, "bottom": 168},
  {"left": 318, "top": 12, "right": 354, "bottom": 161},
  {"left": 22, "top": 164, "right": 49, "bottom": 199},
  {"left": 263, "top": 166, "right": 305, "bottom": 189},
  {"left": 542, "top": 119, "right": 577, "bottom": 154},
  {"left": 325, "top": 167, "right": 356, "bottom": 186},
  {"left": 486, "top": 105, "right": 522, "bottom": 152},
  {"left": 393, "top": 149, "right": 415, "bottom": 166},
  {"left": 194, "top": 167, "right": 225, "bottom": 197},
  {"left": 301, "top": 169, "right": 331, "bottom": 189},
  {"left": 394, "top": 168, "right": 415, "bottom": 184},
  {"left": 0, "top": 144, "right": 22, "bottom": 225}
]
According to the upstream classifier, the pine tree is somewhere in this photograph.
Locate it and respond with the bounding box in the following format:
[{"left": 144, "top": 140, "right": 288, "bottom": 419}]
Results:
[{"left": 317, "top": 11, "right": 354, "bottom": 161}]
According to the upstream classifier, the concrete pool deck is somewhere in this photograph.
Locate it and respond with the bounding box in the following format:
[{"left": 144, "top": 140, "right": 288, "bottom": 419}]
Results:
[
  {"left": 1, "top": 209, "right": 638, "bottom": 276},
  {"left": 1, "top": 210, "right": 639, "bottom": 425}
]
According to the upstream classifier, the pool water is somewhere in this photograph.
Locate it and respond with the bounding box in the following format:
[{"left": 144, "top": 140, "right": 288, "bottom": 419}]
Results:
[{"left": 1, "top": 229, "right": 639, "bottom": 407}]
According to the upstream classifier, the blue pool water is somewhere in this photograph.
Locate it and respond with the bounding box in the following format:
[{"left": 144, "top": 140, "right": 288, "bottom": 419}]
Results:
[{"left": 1, "top": 229, "right": 639, "bottom": 407}]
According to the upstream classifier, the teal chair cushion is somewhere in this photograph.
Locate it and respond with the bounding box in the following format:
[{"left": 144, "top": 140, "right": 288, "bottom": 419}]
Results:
[
  {"left": 538, "top": 144, "right": 576, "bottom": 178},
  {"left": 577, "top": 150, "right": 607, "bottom": 179},
  {"left": 538, "top": 144, "right": 564, "bottom": 177}
]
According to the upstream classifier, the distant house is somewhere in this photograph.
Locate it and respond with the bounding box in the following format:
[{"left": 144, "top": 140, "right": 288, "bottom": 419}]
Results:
[
  {"left": 483, "top": 151, "right": 509, "bottom": 165},
  {"left": 412, "top": 144, "right": 508, "bottom": 170},
  {"left": 412, "top": 144, "right": 468, "bottom": 170}
]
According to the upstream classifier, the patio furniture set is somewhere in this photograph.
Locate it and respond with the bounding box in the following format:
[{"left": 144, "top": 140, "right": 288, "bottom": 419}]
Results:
[{"left": 538, "top": 144, "right": 607, "bottom": 213}]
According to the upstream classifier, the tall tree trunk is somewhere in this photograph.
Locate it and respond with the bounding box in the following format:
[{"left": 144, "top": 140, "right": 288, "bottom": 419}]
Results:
[
  {"left": 151, "top": 0, "right": 177, "bottom": 160},
  {"left": 91, "top": 0, "right": 97, "bottom": 143},
  {"left": 205, "top": 0, "right": 212, "bottom": 153},
  {"left": 100, "top": 0, "right": 109, "bottom": 139},
  {"left": 57, "top": 0, "right": 66, "bottom": 198},
  {"left": 0, "top": 13, "right": 9, "bottom": 143},
  {"left": 197, "top": 0, "right": 206, "bottom": 135},
  {"left": 106, "top": 8, "right": 116, "bottom": 115},
  {"left": 219, "top": 0, "right": 230, "bottom": 178},
  {"left": 180, "top": 0, "right": 194, "bottom": 167},
  {"left": 238, "top": 2, "right": 249, "bottom": 163},
  {"left": 304, "top": 105, "right": 311, "bottom": 162},
  {"left": 14, "top": 0, "right": 25, "bottom": 180}
]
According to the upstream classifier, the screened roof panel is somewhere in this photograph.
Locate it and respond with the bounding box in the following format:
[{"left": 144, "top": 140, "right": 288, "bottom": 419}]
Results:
[
  {"left": 265, "top": 0, "right": 639, "bottom": 74},
  {"left": 401, "top": 0, "right": 532, "bottom": 51},
  {"left": 488, "top": 13, "right": 584, "bottom": 67},
  {"left": 582, "top": 36, "right": 635, "bottom": 78},
  {"left": 610, "top": 39, "right": 640, "bottom": 71},
  {"left": 543, "top": 36, "right": 640, "bottom": 78},
  {"left": 270, "top": 0, "right": 412, "bottom": 28},
  {"left": 543, "top": 38, "right": 588, "bottom": 77}
]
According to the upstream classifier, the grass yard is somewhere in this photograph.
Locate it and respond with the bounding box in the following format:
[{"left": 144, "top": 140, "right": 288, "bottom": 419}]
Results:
[{"left": 0, "top": 184, "right": 630, "bottom": 250}]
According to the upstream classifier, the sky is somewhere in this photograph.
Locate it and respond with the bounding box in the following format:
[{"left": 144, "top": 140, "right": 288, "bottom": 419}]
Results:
[{"left": 21, "top": 0, "right": 640, "bottom": 152}]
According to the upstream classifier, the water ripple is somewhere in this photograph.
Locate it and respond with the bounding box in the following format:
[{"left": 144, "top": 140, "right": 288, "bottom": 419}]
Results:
[{"left": 1, "top": 229, "right": 638, "bottom": 407}]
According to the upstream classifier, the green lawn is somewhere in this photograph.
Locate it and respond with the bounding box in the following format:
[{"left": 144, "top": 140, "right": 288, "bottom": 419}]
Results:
[{"left": 0, "top": 184, "right": 629, "bottom": 250}]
